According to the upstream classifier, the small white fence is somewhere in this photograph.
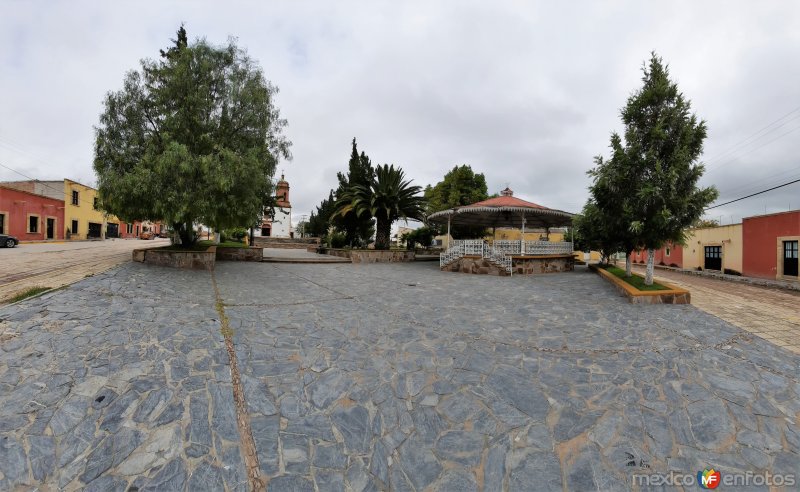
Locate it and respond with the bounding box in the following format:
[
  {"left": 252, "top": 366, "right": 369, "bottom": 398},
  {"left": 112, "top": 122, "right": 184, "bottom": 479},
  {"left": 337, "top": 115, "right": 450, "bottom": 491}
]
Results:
[{"left": 439, "top": 239, "right": 573, "bottom": 274}]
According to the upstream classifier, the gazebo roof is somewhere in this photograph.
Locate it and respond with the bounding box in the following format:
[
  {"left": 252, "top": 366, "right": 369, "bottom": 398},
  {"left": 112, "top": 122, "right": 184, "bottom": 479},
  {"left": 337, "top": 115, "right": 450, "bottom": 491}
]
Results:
[{"left": 427, "top": 187, "right": 574, "bottom": 229}]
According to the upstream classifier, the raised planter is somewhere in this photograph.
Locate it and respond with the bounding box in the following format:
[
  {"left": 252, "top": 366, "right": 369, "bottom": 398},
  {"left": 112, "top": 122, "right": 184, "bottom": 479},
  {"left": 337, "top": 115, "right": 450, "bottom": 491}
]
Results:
[
  {"left": 215, "top": 246, "right": 263, "bottom": 262},
  {"left": 590, "top": 264, "right": 690, "bottom": 304},
  {"left": 133, "top": 246, "right": 216, "bottom": 270},
  {"left": 319, "top": 248, "right": 415, "bottom": 263},
  {"left": 252, "top": 237, "right": 320, "bottom": 249}
]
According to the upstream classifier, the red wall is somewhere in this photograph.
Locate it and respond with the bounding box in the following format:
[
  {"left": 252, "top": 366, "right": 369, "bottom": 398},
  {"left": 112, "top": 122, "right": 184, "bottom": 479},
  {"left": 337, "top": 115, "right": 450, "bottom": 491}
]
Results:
[
  {"left": 629, "top": 241, "right": 683, "bottom": 268},
  {"left": 743, "top": 211, "right": 800, "bottom": 279},
  {"left": 0, "top": 186, "right": 65, "bottom": 241}
]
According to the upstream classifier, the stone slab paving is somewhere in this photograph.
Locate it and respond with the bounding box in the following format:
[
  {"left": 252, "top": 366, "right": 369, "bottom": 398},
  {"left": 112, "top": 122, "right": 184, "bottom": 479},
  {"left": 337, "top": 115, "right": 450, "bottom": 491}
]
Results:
[
  {"left": 632, "top": 264, "right": 800, "bottom": 354},
  {"left": 217, "top": 262, "right": 800, "bottom": 491},
  {"left": 0, "top": 265, "right": 248, "bottom": 491},
  {"left": 0, "top": 261, "right": 798, "bottom": 490},
  {"left": 0, "top": 238, "right": 169, "bottom": 304}
]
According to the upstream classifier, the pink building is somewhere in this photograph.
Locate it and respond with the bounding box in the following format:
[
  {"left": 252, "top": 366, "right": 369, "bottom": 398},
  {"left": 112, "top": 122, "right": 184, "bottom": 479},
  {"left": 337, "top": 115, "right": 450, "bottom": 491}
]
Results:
[{"left": 0, "top": 186, "right": 65, "bottom": 241}]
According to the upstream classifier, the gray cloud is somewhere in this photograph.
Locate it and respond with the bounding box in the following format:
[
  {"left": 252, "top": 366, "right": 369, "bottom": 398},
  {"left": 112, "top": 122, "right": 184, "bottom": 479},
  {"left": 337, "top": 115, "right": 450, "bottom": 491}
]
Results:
[{"left": 2, "top": 0, "right": 799, "bottom": 226}]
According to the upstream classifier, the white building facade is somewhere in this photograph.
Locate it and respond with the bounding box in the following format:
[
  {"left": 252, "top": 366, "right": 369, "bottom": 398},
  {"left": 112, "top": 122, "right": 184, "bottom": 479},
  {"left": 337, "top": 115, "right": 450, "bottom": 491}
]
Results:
[{"left": 256, "top": 174, "right": 293, "bottom": 238}]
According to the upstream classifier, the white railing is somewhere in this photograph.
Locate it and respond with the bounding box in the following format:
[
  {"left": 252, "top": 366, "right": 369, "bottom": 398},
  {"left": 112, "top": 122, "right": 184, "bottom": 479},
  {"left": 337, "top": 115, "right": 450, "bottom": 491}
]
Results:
[
  {"left": 492, "top": 240, "right": 521, "bottom": 255},
  {"left": 525, "top": 241, "right": 573, "bottom": 255},
  {"left": 440, "top": 240, "right": 573, "bottom": 272},
  {"left": 440, "top": 243, "right": 464, "bottom": 268},
  {"left": 485, "top": 248, "right": 513, "bottom": 274}
]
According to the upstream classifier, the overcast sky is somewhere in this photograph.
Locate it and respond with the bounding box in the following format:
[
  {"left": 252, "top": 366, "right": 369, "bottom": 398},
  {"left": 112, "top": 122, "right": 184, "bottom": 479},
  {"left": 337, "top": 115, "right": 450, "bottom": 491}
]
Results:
[{"left": 2, "top": 1, "right": 799, "bottom": 227}]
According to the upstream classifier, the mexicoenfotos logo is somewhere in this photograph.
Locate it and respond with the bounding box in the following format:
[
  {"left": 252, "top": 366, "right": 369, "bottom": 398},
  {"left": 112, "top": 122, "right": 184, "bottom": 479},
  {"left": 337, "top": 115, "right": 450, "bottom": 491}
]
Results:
[{"left": 697, "top": 468, "right": 721, "bottom": 489}]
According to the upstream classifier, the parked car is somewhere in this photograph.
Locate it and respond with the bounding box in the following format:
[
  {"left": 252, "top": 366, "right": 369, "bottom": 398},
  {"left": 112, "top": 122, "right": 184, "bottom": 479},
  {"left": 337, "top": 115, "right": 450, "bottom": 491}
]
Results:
[
  {"left": 139, "top": 231, "right": 155, "bottom": 240},
  {"left": 1, "top": 234, "right": 19, "bottom": 248}
]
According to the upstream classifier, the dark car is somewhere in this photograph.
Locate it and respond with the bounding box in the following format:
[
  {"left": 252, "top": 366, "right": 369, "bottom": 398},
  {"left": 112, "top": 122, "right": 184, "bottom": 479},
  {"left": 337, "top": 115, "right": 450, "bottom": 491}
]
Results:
[{"left": 1, "top": 234, "right": 19, "bottom": 248}]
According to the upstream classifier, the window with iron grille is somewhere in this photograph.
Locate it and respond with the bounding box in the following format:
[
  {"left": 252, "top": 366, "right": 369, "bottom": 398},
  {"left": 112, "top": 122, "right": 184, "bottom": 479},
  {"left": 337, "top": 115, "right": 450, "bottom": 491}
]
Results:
[
  {"left": 29, "top": 215, "right": 39, "bottom": 233},
  {"left": 72, "top": 190, "right": 79, "bottom": 205}
]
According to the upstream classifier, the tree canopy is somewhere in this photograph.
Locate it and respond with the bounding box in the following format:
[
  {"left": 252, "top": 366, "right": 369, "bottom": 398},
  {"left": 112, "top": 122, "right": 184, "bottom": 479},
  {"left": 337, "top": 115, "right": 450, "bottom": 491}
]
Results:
[
  {"left": 424, "top": 165, "right": 489, "bottom": 238},
  {"left": 336, "top": 164, "right": 425, "bottom": 250},
  {"left": 332, "top": 139, "right": 375, "bottom": 246},
  {"left": 581, "top": 53, "right": 717, "bottom": 284},
  {"left": 93, "top": 26, "right": 291, "bottom": 246}
]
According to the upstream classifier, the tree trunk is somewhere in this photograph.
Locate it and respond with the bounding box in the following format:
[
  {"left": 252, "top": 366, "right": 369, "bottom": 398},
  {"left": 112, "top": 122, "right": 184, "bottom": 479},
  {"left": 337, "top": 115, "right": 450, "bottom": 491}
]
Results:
[
  {"left": 175, "top": 221, "right": 196, "bottom": 248},
  {"left": 375, "top": 217, "right": 390, "bottom": 250},
  {"left": 645, "top": 248, "right": 655, "bottom": 285},
  {"left": 625, "top": 254, "right": 632, "bottom": 277}
]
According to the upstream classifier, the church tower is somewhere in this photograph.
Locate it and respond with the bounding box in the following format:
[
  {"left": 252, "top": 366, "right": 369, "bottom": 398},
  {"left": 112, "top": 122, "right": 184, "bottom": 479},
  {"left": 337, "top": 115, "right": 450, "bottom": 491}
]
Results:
[{"left": 258, "top": 173, "right": 293, "bottom": 238}]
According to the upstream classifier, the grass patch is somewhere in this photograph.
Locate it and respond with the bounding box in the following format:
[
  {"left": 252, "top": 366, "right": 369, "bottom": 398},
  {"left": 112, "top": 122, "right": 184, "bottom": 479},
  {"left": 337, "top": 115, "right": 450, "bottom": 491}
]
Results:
[
  {"left": 199, "top": 240, "right": 248, "bottom": 249},
  {"left": 601, "top": 265, "right": 669, "bottom": 291},
  {"left": 9, "top": 286, "right": 51, "bottom": 303}
]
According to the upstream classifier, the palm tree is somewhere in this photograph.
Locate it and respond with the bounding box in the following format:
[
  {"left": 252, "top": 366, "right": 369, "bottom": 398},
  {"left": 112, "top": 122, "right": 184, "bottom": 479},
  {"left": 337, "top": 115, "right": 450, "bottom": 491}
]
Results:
[{"left": 336, "top": 164, "right": 425, "bottom": 250}]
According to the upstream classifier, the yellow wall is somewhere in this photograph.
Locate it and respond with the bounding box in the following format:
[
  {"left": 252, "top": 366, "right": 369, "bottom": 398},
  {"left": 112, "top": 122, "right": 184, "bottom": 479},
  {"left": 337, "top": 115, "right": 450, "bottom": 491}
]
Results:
[
  {"left": 681, "top": 224, "right": 743, "bottom": 273},
  {"left": 63, "top": 179, "right": 115, "bottom": 240}
]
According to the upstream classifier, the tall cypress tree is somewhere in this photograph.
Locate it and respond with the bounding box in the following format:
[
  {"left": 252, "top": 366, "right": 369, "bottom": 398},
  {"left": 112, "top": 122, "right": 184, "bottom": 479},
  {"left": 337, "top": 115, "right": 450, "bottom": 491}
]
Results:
[{"left": 333, "top": 138, "right": 375, "bottom": 246}]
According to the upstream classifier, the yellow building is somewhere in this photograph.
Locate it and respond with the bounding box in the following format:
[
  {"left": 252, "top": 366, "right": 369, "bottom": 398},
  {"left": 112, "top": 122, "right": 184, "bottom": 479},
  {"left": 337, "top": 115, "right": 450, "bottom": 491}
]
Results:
[
  {"left": 62, "top": 179, "right": 116, "bottom": 240},
  {"left": 681, "top": 223, "right": 743, "bottom": 273}
]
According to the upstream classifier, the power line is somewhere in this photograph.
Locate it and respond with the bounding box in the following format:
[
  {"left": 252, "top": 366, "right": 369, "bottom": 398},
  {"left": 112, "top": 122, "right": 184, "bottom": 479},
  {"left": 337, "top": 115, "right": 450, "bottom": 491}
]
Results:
[
  {"left": 705, "top": 123, "right": 800, "bottom": 175},
  {"left": 0, "top": 160, "right": 100, "bottom": 209},
  {"left": 705, "top": 105, "right": 800, "bottom": 168},
  {"left": 706, "top": 177, "right": 800, "bottom": 210}
]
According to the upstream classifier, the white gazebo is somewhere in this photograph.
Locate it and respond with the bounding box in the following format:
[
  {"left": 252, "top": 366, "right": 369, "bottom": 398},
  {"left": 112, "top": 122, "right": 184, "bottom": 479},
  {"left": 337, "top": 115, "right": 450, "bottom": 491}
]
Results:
[{"left": 427, "top": 188, "right": 575, "bottom": 275}]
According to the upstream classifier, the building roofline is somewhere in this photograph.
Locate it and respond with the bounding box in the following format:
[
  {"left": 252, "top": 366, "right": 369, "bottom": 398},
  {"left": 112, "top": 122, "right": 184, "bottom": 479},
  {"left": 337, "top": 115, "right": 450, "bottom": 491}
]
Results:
[
  {"left": 0, "top": 185, "right": 65, "bottom": 203},
  {"left": 742, "top": 209, "right": 800, "bottom": 221},
  {"left": 64, "top": 178, "right": 97, "bottom": 190}
]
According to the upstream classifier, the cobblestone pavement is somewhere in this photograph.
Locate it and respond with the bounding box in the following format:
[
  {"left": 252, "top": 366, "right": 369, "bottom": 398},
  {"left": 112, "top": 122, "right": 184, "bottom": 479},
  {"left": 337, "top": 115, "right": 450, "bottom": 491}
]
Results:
[
  {"left": 0, "top": 239, "right": 168, "bottom": 304},
  {"left": 632, "top": 265, "right": 800, "bottom": 354},
  {"left": 0, "top": 262, "right": 798, "bottom": 490}
]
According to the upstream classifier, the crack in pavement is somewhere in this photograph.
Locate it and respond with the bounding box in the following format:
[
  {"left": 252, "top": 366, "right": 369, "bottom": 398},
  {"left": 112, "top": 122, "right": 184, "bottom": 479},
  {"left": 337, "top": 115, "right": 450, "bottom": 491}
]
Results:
[{"left": 211, "top": 271, "right": 266, "bottom": 491}]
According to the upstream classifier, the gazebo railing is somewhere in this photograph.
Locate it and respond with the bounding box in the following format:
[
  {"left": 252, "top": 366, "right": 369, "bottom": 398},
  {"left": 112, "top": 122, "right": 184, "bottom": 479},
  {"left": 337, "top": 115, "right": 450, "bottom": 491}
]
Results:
[
  {"left": 440, "top": 239, "right": 574, "bottom": 272},
  {"left": 525, "top": 240, "right": 573, "bottom": 255},
  {"left": 493, "top": 240, "right": 521, "bottom": 255},
  {"left": 484, "top": 248, "right": 512, "bottom": 274}
]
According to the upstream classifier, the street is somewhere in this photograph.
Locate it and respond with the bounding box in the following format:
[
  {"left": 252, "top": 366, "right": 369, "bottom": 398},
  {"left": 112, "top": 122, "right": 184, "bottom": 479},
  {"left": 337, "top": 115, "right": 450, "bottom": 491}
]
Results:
[{"left": 0, "top": 239, "right": 169, "bottom": 304}]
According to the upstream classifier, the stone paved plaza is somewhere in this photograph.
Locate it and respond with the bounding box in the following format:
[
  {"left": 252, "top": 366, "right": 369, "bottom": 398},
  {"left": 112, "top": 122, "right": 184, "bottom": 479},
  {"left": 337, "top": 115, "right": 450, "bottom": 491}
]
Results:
[{"left": 1, "top": 261, "right": 798, "bottom": 491}]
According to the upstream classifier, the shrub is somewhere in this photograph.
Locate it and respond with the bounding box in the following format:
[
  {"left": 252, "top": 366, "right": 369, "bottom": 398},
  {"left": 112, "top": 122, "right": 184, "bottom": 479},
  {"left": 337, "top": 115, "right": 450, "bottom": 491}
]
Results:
[
  {"left": 222, "top": 227, "right": 247, "bottom": 242},
  {"left": 724, "top": 268, "right": 742, "bottom": 276},
  {"left": 669, "top": 263, "right": 679, "bottom": 268},
  {"left": 329, "top": 232, "right": 347, "bottom": 248},
  {"left": 658, "top": 261, "right": 666, "bottom": 266}
]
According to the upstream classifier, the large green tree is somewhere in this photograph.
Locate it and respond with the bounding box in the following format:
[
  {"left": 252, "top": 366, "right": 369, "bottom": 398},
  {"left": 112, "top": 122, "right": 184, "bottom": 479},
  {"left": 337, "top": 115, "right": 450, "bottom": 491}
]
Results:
[
  {"left": 333, "top": 139, "right": 376, "bottom": 246},
  {"left": 93, "top": 26, "right": 291, "bottom": 246},
  {"left": 585, "top": 135, "right": 640, "bottom": 276},
  {"left": 307, "top": 190, "right": 337, "bottom": 238},
  {"left": 424, "top": 165, "right": 489, "bottom": 238},
  {"left": 336, "top": 164, "right": 425, "bottom": 250},
  {"left": 621, "top": 54, "right": 718, "bottom": 284}
]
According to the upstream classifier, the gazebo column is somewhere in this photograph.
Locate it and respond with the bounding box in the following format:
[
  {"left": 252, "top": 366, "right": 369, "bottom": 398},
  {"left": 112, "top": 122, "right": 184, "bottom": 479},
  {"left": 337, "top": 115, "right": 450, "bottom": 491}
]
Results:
[
  {"left": 520, "top": 214, "right": 526, "bottom": 255},
  {"left": 446, "top": 215, "right": 451, "bottom": 249}
]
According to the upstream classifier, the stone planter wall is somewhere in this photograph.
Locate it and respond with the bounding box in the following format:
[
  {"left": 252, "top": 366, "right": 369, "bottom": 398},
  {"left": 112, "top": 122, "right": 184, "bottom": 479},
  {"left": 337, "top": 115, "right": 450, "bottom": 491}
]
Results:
[
  {"left": 511, "top": 255, "right": 574, "bottom": 274},
  {"left": 590, "top": 264, "right": 690, "bottom": 304},
  {"left": 320, "top": 248, "right": 415, "bottom": 263},
  {"left": 442, "top": 255, "right": 574, "bottom": 276},
  {"left": 133, "top": 246, "right": 216, "bottom": 270},
  {"left": 216, "top": 247, "right": 263, "bottom": 262}
]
